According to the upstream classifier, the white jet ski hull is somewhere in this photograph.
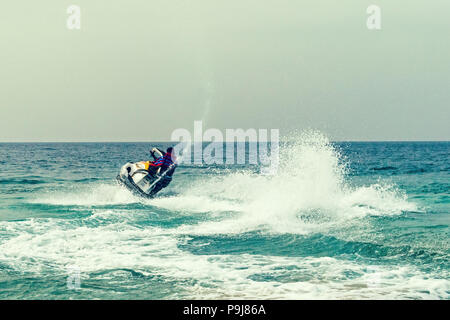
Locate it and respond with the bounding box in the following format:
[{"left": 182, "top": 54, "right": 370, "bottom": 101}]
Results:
[{"left": 116, "top": 162, "right": 169, "bottom": 198}]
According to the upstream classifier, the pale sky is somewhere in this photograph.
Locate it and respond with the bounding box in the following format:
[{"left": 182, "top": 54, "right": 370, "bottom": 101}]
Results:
[{"left": 0, "top": 0, "right": 449, "bottom": 141}]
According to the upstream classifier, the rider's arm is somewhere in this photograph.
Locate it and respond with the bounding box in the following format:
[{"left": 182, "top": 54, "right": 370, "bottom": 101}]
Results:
[{"left": 150, "top": 148, "right": 164, "bottom": 161}]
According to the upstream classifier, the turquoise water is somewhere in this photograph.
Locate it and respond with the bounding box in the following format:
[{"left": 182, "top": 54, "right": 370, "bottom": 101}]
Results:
[{"left": 0, "top": 134, "right": 448, "bottom": 299}]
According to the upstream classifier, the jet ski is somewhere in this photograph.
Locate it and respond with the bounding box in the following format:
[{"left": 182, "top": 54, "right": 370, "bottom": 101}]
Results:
[{"left": 116, "top": 149, "right": 176, "bottom": 198}]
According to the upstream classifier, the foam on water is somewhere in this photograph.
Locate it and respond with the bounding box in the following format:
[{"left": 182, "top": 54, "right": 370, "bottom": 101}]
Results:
[
  {"left": 32, "top": 184, "right": 141, "bottom": 206},
  {"left": 0, "top": 217, "right": 447, "bottom": 299},
  {"left": 148, "top": 195, "right": 241, "bottom": 214}
]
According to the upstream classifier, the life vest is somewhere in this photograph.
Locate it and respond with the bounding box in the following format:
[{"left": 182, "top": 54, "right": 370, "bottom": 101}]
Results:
[
  {"left": 149, "top": 153, "right": 175, "bottom": 168},
  {"left": 161, "top": 152, "right": 176, "bottom": 168}
]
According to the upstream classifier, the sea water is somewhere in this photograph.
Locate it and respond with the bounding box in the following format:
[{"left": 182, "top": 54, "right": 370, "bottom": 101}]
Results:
[{"left": 0, "top": 133, "right": 448, "bottom": 299}]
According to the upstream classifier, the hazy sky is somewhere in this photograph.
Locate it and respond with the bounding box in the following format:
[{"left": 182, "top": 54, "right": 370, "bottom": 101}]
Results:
[{"left": 0, "top": 0, "right": 449, "bottom": 141}]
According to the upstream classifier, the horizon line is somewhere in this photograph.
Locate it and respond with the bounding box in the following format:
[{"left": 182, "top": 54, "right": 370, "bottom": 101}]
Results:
[{"left": 0, "top": 140, "right": 449, "bottom": 143}]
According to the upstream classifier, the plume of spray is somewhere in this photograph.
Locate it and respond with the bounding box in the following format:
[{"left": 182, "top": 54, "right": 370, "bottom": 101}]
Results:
[
  {"left": 175, "top": 129, "right": 417, "bottom": 235},
  {"left": 239, "top": 129, "right": 348, "bottom": 233}
]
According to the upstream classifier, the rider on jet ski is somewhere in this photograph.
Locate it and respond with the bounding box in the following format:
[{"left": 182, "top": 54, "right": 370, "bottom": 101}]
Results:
[
  {"left": 146, "top": 147, "right": 177, "bottom": 195},
  {"left": 117, "top": 147, "right": 177, "bottom": 197}
]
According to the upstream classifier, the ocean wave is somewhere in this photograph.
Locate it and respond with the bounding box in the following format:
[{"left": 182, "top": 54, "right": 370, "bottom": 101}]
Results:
[
  {"left": 0, "top": 218, "right": 447, "bottom": 299},
  {"left": 29, "top": 184, "right": 141, "bottom": 206},
  {"left": 0, "top": 178, "right": 47, "bottom": 185},
  {"left": 370, "top": 166, "right": 398, "bottom": 171}
]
